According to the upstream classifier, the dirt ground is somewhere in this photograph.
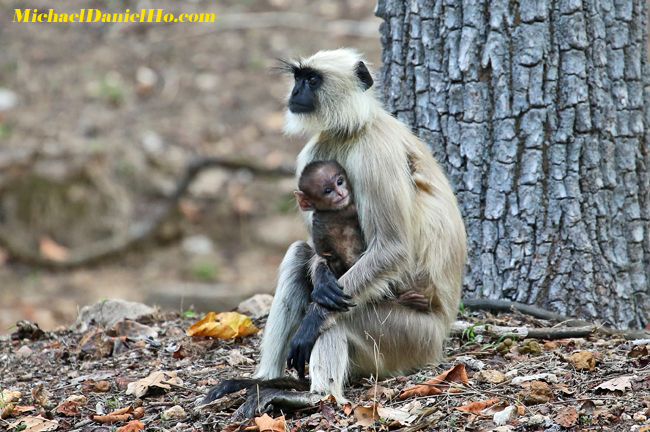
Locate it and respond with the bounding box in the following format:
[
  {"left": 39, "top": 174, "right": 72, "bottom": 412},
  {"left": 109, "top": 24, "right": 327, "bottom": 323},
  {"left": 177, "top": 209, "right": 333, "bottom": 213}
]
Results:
[
  {"left": 1, "top": 304, "right": 649, "bottom": 431},
  {"left": 0, "top": 0, "right": 381, "bottom": 333}
]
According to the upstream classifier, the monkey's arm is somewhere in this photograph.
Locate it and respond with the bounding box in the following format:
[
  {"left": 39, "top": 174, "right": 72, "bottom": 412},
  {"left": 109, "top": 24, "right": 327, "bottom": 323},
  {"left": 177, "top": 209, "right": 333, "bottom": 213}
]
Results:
[{"left": 286, "top": 302, "right": 330, "bottom": 379}]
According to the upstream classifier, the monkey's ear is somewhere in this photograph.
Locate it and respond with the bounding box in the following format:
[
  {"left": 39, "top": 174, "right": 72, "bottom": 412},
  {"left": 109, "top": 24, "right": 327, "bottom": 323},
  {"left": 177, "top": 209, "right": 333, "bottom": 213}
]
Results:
[
  {"left": 355, "top": 61, "right": 374, "bottom": 91},
  {"left": 294, "top": 191, "right": 314, "bottom": 211}
]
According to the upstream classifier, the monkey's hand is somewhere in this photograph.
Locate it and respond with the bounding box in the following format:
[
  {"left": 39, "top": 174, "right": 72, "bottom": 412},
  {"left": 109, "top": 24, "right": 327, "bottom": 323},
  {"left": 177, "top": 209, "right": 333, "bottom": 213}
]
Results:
[
  {"left": 397, "top": 290, "right": 430, "bottom": 312},
  {"left": 287, "top": 304, "right": 328, "bottom": 379},
  {"left": 312, "top": 260, "right": 355, "bottom": 311}
]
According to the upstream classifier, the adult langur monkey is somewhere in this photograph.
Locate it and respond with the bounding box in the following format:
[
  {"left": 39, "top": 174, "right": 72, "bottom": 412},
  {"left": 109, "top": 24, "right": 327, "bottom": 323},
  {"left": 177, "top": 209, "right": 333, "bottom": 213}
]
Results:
[{"left": 203, "top": 49, "right": 467, "bottom": 417}]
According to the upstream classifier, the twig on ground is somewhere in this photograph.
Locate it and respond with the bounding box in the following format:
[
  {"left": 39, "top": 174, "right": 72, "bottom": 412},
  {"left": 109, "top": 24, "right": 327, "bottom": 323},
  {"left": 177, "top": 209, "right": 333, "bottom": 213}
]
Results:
[
  {"left": 0, "top": 157, "right": 294, "bottom": 270},
  {"left": 461, "top": 299, "right": 650, "bottom": 340},
  {"left": 452, "top": 321, "right": 597, "bottom": 340}
]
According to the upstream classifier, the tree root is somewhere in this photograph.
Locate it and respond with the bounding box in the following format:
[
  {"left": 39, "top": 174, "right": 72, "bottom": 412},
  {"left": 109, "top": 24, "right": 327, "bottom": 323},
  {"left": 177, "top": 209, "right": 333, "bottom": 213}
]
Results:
[
  {"left": 461, "top": 298, "right": 650, "bottom": 340},
  {"left": 0, "top": 157, "right": 293, "bottom": 270}
]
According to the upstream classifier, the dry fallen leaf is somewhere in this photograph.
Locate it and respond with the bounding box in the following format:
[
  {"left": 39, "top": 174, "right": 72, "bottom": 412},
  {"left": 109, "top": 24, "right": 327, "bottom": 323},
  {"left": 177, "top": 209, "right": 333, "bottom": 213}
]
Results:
[
  {"left": 56, "top": 400, "right": 83, "bottom": 417},
  {"left": 254, "top": 413, "right": 286, "bottom": 432},
  {"left": 125, "top": 371, "right": 183, "bottom": 398},
  {"left": 594, "top": 376, "right": 632, "bottom": 393},
  {"left": 568, "top": 351, "right": 596, "bottom": 371},
  {"left": 2, "top": 404, "right": 35, "bottom": 419},
  {"left": 555, "top": 406, "right": 578, "bottom": 428},
  {"left": 399, "top": 364, "right": 468, "bottom": 399},
  {"left": 186, "top": 312, "right": 259, "bottom": 339},
  {"left": 456, "top": 398, "right": 500, "bottom": 414},
  {"left": 116, "top": 420, "right": 145, "bottom": 432},
  {"left": 31, "top": 385, "right": 52, "bottom": 409},
  {"left": 1, "top": 390, "right": 22, "bottom": 405},
  {"left": 39, "top": 236, "right": 69, "bottom": 262},
  {"left": 364, "top": 385, "right": 397, "bottom": 401},
  {"left": 353, "top": 404, "right": 378, "bottom": 427},
  {"left": 8, "top": 415, "right": 58, "bottom": 431},
  {"left": 94, "top": 381, "right": 111, "bottom": 392},
  {"left": 92, "top": 406, "right": 137, "bottom": 424}
]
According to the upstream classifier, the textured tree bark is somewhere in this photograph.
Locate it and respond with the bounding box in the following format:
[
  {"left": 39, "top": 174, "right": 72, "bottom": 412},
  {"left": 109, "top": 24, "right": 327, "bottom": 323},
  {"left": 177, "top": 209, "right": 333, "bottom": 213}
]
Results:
[{"left": 377, "top": 0, "right": 650, "bottom": 328}]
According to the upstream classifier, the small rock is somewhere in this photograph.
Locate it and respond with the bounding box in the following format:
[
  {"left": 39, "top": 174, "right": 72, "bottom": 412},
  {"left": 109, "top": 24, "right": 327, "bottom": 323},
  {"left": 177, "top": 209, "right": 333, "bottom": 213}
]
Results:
[
  {"left": 65, "top": 395, "right": 87, "bottom": 405},
  {"left": 568, "top": 351, "right": 596, "bottom": 371},
  {"left": 0, "top": 88, "right": 18, "bottom": 111},
  {"left": 181, "top": 235, "right": 214, "bottom": 256},
  {"left": 195, "top": 73, "right": 219, "bottom": 91},
  {"left": 16, "top": 345, "right": 33, "bottom": 358},
  {"left": 74, "top": 299, "right": 155, "bottom": 332},
  {"left": 511, "top": 373, "right": 558, "bottom": 385},
  {"left": 493, "top": 405, "right": 517, "bottom": 426},
  {"left": 11, "top": 321, "right": 45, "bottom": 341},
  {"left": 519, "top": 381, "right": 552, "bottom": 405},
  {"left": 505, "top": 369, "right": 519, "bottom": 379},
  {"left": 455, "top": 355, "right": 486, "bottom": 370},
  {"left": 136, "top": 66, "right": 158, "bottom": 95},
  {"left": 161, "top": 405, "right": 187, "bottom": 421},
  {"left": 477, "top": 369, "right": 506, "bottom": 384},
  {"left": 238, "top": 294, "right": 274, "bottom": 318},
  {"left": 633, "top": 411, "right": 647, "bottom": 422},
  {"left": 527, "top": 414, "right": 547, "bottom": 426},
  {"left": 141, "top": 130, "right": 164, "bottom": 155}
]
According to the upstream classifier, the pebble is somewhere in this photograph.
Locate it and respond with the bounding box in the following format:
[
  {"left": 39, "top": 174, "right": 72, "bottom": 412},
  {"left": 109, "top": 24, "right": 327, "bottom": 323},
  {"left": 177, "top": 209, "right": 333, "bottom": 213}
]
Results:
[
  {"left": 493, "top": 406, "right": 517, "bottom": 426},
  {"left": 0, "top": 88, "right": 17, "bottom": 111},
  {"left": 181, "top": 235, "right": 214, "bottom": 256},
  {"left": 162, "top": 405, "right": 187, "bottom": 421},
  {"left": 16, "top": 345, "right": 33, "bottom": 358}
]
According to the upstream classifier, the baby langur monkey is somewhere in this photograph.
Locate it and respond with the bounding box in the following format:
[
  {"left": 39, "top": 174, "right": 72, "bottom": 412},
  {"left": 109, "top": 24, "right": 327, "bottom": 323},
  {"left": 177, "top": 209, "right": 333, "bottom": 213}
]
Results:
[{"left": 287, "top": 160, "right": 429, "bottom": 378}]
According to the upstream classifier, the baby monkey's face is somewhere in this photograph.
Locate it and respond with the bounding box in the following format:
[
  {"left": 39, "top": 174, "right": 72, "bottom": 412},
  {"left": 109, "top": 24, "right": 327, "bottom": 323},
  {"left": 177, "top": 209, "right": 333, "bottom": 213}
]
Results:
[
  {"left": 312, "top": 167, "right": 351, "bottom": 211},
  {"left": 296, "top": 165, "right": 353, "bottom": 212}
]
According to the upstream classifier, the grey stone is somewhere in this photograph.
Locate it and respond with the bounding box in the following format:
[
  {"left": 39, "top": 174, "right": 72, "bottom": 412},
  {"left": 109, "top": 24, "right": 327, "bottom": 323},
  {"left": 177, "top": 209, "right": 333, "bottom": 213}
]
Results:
[{"left": 74, "top": 299, "right": 155, "bottom": 332}]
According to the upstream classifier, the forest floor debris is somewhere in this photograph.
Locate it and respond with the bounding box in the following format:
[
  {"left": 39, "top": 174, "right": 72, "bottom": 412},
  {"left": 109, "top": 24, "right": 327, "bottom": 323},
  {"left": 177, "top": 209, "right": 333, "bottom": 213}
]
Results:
[{"left": 1, "top": 303, "right": 649, "bottom": 431}]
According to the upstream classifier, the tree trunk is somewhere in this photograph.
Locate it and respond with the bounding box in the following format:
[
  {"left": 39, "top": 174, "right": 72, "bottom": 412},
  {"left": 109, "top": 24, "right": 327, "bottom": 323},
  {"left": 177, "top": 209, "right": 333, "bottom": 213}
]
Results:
[{"left": 377, "top": 0, "right": 650, "bottom": 329}]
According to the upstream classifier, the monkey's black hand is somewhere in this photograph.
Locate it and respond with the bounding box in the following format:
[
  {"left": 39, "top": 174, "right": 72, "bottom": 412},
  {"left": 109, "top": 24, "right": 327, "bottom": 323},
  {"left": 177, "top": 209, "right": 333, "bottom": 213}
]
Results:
[
  {"left": 312, "top": 262, "right": 355, "bottom": 311},
  {"left": 287, "top": 304, "right": 328, "bottom": 379}
]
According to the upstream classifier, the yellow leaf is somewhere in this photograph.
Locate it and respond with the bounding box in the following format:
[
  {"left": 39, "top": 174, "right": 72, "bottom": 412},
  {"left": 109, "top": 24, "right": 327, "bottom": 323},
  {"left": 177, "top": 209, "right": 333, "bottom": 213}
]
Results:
[{"left": 186, "top": 312, "right": 258, "bottom": 339}]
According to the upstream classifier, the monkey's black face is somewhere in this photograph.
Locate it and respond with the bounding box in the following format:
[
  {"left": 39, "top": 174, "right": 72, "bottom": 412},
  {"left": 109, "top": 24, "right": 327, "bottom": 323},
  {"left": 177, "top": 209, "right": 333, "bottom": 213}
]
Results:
[{"left": 289, "top": 68, "right": 323, "bottom": 114}]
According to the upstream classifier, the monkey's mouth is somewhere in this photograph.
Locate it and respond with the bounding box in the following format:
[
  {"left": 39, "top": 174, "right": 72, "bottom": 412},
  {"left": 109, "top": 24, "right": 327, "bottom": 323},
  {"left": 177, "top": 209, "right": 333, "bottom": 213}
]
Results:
[
  {"left": 288, "top": 101, "right": 315, "bottom": 114},
  {"left": 334, "top": 195, "right": 350, "bottom": 206}
]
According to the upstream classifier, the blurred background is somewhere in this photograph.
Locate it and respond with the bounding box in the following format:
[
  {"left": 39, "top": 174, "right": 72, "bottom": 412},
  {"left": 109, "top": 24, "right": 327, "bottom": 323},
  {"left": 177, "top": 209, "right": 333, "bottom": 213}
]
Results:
[{"left": 0, "top": 0, "right": 382, "bottom": 333}]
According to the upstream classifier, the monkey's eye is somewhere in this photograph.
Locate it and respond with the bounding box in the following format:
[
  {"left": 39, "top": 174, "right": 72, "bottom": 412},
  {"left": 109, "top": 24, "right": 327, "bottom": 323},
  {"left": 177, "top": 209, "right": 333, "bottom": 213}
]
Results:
[
  {"left": 323, "top": 187, "right": 333, "bottom": 195},
  {"left": 308, "top": 76, "right": 320, "bottom": 87},
  {"left": 336, "top": 177, "right": 344, "bottom": 186}
]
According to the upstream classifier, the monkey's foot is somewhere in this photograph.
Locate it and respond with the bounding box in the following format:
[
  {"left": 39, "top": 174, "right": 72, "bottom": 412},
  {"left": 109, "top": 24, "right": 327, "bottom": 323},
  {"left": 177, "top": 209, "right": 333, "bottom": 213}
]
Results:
[{"left": 232, "top": 389, "right": 321, "bottom": 420}]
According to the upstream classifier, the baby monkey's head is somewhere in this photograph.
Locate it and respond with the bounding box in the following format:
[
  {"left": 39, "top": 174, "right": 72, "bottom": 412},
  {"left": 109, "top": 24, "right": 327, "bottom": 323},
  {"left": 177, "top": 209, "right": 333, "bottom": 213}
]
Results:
[{"left": 295, "top": 161, "right": 352, "bottom": 212}]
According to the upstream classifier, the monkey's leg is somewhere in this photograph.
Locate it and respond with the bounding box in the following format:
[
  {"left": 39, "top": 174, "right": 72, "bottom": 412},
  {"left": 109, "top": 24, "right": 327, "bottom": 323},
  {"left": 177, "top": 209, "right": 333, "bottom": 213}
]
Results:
[
  {"left": 233, "top": 324, "right": 350, "bottom": 419},
  {"left": 202, "top": 241, "right": 313, "bottom": 405},
  {"left": 308, "top": 324, "right": 350, "bottom": 402},
  {"left": 255, "top": 241, "right": 314, "bottom": 380}
]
